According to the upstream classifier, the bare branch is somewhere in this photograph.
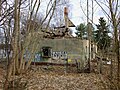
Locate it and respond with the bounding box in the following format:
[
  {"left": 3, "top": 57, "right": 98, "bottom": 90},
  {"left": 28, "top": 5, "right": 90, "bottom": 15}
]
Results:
[{"left": 94, "top": 0, "right": 112, "bottom": 20}]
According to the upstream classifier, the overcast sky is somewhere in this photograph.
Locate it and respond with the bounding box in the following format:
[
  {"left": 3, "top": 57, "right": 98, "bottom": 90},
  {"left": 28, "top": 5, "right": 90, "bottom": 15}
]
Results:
[{"left": 69, "top": 0, "right": 107, "bottom": 26}]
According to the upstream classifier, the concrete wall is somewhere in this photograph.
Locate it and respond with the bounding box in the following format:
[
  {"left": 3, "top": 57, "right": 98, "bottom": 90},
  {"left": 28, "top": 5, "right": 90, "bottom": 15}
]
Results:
[{"left": 37, "top": 38, "right": 89, "bottom": 67}]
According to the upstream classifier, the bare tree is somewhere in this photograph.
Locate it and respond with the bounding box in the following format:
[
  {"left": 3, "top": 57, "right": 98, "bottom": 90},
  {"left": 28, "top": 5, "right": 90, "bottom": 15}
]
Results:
[
  {"left": 51, "top": 0, "right": 71, "bottom": 27},
  {"left": 1, "top": 0, "right": 57, "bottom": 89},
  {"left": 93, "top": 0, "right": 120, "bottom": 89}
]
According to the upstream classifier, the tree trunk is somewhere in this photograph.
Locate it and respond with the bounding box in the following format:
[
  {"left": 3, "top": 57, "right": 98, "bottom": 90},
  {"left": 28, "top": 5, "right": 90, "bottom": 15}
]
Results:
[
  {"left": 0, "top": 0, "right": 1, "bottom": 16},
  {"left": 109, "top": 0, "right": 120, "bottom": 89},
  {"left": 4, "top": 0, "right": 19, "bottom": 89}
]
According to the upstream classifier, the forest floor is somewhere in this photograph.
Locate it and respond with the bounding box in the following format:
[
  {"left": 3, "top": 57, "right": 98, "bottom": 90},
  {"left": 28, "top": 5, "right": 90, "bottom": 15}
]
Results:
[
  {"left": 26, "top": 65, "right": 111, "bottom": 90},
  {"left": 0, "top": 62, "right": 113, "bottom": 90}
]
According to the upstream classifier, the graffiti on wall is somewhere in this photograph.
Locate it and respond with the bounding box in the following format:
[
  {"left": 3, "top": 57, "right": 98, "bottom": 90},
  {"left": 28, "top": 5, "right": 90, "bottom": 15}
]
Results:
[{"left": 52, "top": 51, "right": 67, "bottom": 60}]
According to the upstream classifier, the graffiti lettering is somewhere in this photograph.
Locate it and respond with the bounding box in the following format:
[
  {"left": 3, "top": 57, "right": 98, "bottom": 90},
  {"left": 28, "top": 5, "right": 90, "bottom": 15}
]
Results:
[{"left": 52, "top": 51, "right": 67, "bottom": 59}]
